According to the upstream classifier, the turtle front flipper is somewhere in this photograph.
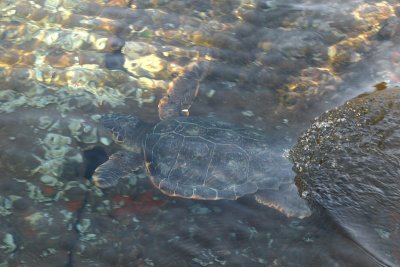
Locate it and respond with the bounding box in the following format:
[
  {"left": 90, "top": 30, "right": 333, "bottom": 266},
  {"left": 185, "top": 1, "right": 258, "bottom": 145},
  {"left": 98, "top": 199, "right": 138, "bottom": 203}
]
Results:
[
  {"left": 255, "top": 184, "right": 312, "bottom": 219},
  {"left": 158, "top": 61, "right": 211, "bottom": 120},
  {"left": 93, "top": 151, "right": 142, "bottom": 188}
]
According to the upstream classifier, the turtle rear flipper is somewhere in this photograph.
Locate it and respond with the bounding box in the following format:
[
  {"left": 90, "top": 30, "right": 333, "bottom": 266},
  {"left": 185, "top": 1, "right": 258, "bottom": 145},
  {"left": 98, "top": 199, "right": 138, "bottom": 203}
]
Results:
[
  {"left": 93, "top": 151, "right": 141, "bottom": 188},
  {"left": 255, "top": 184, "right": 312, "bottom": 219}
]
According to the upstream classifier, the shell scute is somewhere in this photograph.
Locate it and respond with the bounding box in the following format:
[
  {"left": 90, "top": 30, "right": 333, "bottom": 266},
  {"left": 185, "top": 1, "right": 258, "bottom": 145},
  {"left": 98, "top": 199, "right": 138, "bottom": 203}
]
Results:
[{"left": 144, "top": 117, "right": 270, "bottom": 200}]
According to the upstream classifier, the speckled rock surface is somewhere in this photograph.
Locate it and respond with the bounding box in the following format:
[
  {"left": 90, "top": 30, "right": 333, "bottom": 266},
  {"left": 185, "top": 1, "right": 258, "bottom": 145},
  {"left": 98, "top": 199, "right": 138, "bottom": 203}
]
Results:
[{"left": 292, "top": 88, "right": 400, "bottom": 267}]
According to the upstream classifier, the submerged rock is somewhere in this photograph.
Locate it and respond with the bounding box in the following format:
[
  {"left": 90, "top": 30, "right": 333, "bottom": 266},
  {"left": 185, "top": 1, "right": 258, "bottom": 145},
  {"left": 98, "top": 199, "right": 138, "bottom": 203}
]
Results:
[{"left": 291, "top": 88, "right": 400, "bottom": 267}]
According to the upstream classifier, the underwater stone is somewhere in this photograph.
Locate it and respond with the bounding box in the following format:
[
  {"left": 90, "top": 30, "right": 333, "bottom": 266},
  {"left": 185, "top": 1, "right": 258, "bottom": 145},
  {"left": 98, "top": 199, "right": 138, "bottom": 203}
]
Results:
[
  {"left": 0, "top": 197, "right": 13, "bottom": 216},
  {"left": 291, "top": 88, "right": 400, "bottom": 267},
  {"left": 68, "top": 152, "right": 83, "bottom": 163},
  {"left": 100, "top": 137, "right": 112, "bottom": 146},
  {"left": 82, "top": 123, "right": 92, "bottom": 133},
  {"left": 94, "top": 38, "right": 108, "bottom": 50},
  {"left": 91, "top": 114, "right": 102, "bottom": 121},
  {"left": 190, "top": 204, "right": 212, "bottom": 215},
  {"left": 38, "top": 116, "right": 54, "bottom": 129},
  {"left": 1, "top": 233, "right": 17, "bottom": 254},
  {"left": 206, "top": 89, "right": 215, "bottom": 98},
  {"left": 25, "top": 212, "right": 43, "bottom": 226},
  {"left": 81, "top": 127, "right": 98, "bottom": 144},
  {"left": 68, "top": 118, "right": 84, "bottom": 137},
  {"left": 137, "top": 77, "right": 167, "bottom": 90},
  {"left": 59, "top": 31, "right": 89, "bottom": 51},
  {"left": 135, "top": 88, "right": 156, "bottom": 106},
  {"left": 40, "top": 248, "right": 57, "bottom": 257},
  {"left": 43, "top": 133, "right": 71, "bottom": 147},
  {"left": 40, "top": 175, "right": 58, "bottom": 186},
  {"left": 127, "top": 175, "right": 137, "bottom": 186},
  {"left": 122, "top": 41, "right": 155, "bottom": 59},
  {"left": 32, "top": 156, "right": 65, "bottom": 177},
  {"left": 0, "top": 91, "right": 27, "bottom": 113},
  {"left": 47, "top": 120, "right": 61, "bottom": 131},
  {"left": 241, "top": 110, "right": 254, "bottom": 117},
  {"left": 123, "top": 55, "right": 165, "bottom": 78},
  {"left": 44, "top": 0, "right": 61, "bottom": 9},
  {"left": 19, "top": 173, "right": 58, "bottom": 202},
  {"left": 45, "top": 145, "right": 71, "bottom": 159},
  {"left": 77, "top": 218, "right": 91, "bottom": 233},
  {"left": 40, "top": 32, "right": 59, "bottom": 46}
]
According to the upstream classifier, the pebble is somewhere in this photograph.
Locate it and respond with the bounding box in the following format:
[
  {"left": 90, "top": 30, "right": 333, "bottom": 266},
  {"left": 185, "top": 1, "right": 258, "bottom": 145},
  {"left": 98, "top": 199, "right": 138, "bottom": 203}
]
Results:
[
  {"left": 241, "top": 110, "right": 254, "bottom": 117},
  {"left": 40, "top": 175, "right": 58, "bottom": 186},
  {"left": 100, "top": 137, "right": 112, "bottom": 146},
  {"left": 206, "top": 89, "right": 216, "bottom": 98},
  {"left": 1, "top": 233, "right": 17, "bottom": 253},
  {"left": 190, "top": 204, "right": 211, "bottom": 215}
]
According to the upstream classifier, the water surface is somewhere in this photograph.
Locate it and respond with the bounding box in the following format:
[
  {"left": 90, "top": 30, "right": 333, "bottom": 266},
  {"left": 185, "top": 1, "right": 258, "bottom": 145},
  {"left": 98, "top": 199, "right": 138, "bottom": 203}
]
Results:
[{"left": 0, "top": 0, "right": 399, "bottom": 266}]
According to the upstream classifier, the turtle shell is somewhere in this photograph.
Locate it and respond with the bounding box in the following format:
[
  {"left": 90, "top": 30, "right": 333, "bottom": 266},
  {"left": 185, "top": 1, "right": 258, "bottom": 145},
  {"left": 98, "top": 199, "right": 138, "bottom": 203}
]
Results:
[
  {"left": 143, "top": 116, "right": 292, "bottom": 200},
  {"left": 290, "top": 88, "right": 400, "bottom": 267}
]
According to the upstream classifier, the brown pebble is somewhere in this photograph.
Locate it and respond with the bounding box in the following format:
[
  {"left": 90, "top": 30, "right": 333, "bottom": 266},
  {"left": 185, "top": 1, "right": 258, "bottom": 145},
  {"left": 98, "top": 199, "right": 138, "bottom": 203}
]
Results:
[
  {"left": 0, "top": 50, "right": 20, "bottom": 65},
  {"left": 13, "top": 198, "right": 31, "bottom": 213},
  {"left": 102, "top": 247, "right": 120, "bottom": 264},
  {"left": 59, "top": 234, "right": 77, "bottom": 251},
  {"left": 29, "top": 8, "right": 48, "bottom": 21}
]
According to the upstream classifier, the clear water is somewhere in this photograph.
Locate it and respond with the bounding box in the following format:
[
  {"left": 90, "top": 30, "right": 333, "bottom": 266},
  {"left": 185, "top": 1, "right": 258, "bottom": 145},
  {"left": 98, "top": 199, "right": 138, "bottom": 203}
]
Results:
[{"left": 0, "top": 0, "right": 399, "bottom": 266}]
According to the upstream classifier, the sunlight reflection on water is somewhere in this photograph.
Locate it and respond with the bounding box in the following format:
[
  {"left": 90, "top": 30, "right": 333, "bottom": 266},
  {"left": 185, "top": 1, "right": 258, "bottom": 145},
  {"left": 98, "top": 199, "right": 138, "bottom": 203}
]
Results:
[{"left": 0, "top": 0, "right": 399, "bottom": 266}]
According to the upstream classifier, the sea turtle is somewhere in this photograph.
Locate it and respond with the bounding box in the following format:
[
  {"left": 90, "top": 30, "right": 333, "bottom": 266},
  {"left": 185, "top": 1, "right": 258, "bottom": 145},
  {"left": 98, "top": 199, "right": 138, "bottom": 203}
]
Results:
[
  {"left": 93, "top": 61, "right": 311, "bottom": 218},
  {"left": 93, "top": 61, "right": 400, "bottom": 266}
]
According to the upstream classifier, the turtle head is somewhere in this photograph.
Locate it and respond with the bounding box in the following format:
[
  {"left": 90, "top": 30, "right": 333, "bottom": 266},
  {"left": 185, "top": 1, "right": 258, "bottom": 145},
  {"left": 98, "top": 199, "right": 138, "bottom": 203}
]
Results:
[{"left": 100, "top": 113, "right": 151, "bottom": 148}]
